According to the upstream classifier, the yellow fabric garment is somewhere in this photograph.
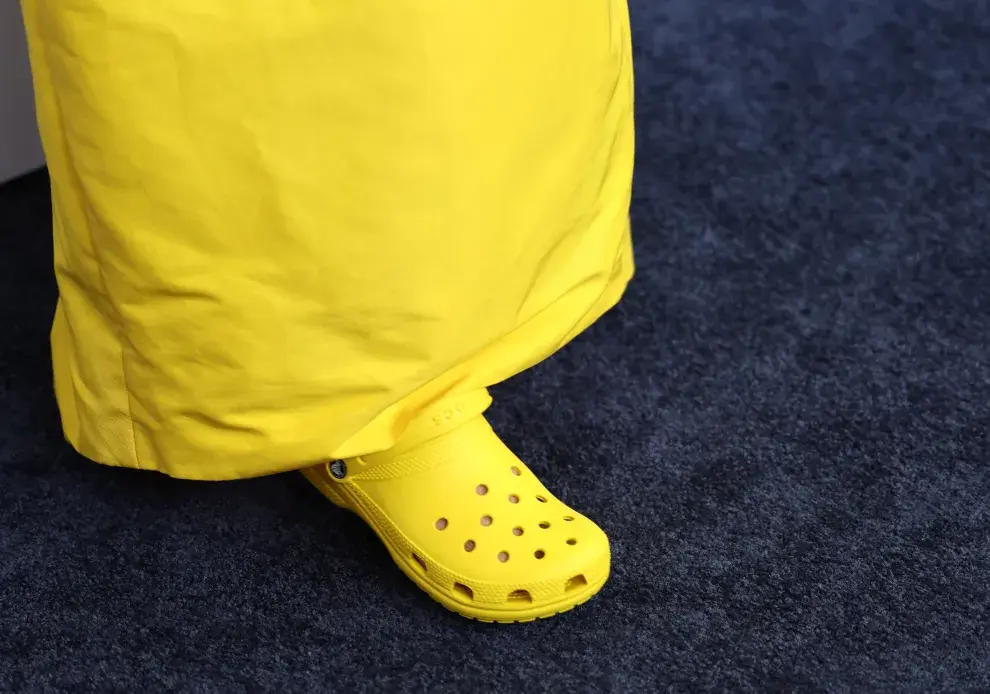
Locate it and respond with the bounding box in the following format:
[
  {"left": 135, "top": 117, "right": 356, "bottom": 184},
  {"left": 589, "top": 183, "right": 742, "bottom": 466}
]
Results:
[{"left": 21, "top": 0, "right": 635, "bottom": 480}]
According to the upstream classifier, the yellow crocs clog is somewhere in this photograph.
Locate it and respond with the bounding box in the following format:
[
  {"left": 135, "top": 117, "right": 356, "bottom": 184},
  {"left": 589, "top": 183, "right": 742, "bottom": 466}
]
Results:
[{"left": 302, "top": 390, "right": 610, "bottom": 623}]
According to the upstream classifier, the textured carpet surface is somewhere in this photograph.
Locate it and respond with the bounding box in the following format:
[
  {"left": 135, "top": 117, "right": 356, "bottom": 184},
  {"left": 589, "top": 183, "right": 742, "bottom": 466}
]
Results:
[{"left": 2, "top": 1, "right": 989, "bottom": 691}]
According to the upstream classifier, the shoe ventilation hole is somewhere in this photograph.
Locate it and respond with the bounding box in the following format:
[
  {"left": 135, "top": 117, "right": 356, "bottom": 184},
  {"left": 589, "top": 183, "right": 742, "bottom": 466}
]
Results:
[
  {"left": 498, "top": 551, "right": 510, "bottom": 563},
  {"left": 435, "top": 518, "right": 448, "bottom": 531},
  {"left": 534, "top": 550, "right": 546, "bottom": 559},
  {"left": 536, "top": 495, "right": 548, "bottom": 503},
  {"left": 563, "top": 515, "right": 575, "bottom": 522},
  {"left": 567, "top": 538, "right": 578, "bottom": 546},
  {"left": 508, "top": 494, "right": 520, "bottom": 504},
  {"left": 508, "top": 589, "right": 533, "bottom": 603},
  {"left": 539, "top": 521, "right": 551, "bottom": 529},
  {"left": 566, "top": 575, "right": 588, "bottom": 591},
  {"left": 453, "top": 583, "right": 474, "bottom": 600},
  {"left": 412, "top": 554, "right": 427, "bottom": 574},
  {"left": 510, "top": 466, "right": 521, "bottom": 476},
  {"left": 476, "top": 484, "right": 488, "bottom": 495},
  {"left": 481, "top": 515, "right": 493, "bottom": 527},
  {"left": 464, "top": 540, "right": 476, "bottom": 552},
  {"left": 513, "top": 527, "right": 524, "bottom": 536}
]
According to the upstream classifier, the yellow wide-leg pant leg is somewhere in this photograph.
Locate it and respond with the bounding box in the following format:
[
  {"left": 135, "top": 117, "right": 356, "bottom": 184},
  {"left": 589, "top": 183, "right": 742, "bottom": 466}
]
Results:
[{"left": 22, "top": 0, "right": 635, "bottom": 481}]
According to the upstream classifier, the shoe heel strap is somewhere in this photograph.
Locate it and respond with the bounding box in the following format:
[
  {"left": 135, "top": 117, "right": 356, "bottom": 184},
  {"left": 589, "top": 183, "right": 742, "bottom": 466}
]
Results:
[{"left": 342, "top": 388, "right": 492, "bottom": 476}]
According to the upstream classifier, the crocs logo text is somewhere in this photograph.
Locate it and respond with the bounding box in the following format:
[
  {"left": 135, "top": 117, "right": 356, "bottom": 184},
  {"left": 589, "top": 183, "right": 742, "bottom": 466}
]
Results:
[{"left": 432, "top": 403, "right": 464, "bottom": 427}]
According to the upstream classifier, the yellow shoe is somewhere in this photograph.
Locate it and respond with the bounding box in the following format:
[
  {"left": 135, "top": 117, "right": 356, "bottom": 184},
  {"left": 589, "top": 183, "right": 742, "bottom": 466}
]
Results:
[{"left": 302, "top": 390, "right": 611, "bottom": 623}]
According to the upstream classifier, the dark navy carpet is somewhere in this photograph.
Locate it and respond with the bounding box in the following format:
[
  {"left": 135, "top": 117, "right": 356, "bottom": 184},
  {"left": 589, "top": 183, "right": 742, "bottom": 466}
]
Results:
[{"left": 2, "top": 1, "right": 989, "bottom": 690}]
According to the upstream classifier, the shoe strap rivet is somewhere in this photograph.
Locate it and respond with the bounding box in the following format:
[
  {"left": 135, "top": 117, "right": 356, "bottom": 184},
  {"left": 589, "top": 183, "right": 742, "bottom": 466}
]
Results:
[{"left": 329, "top": 460, "right": 347, "bottom": 480}]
